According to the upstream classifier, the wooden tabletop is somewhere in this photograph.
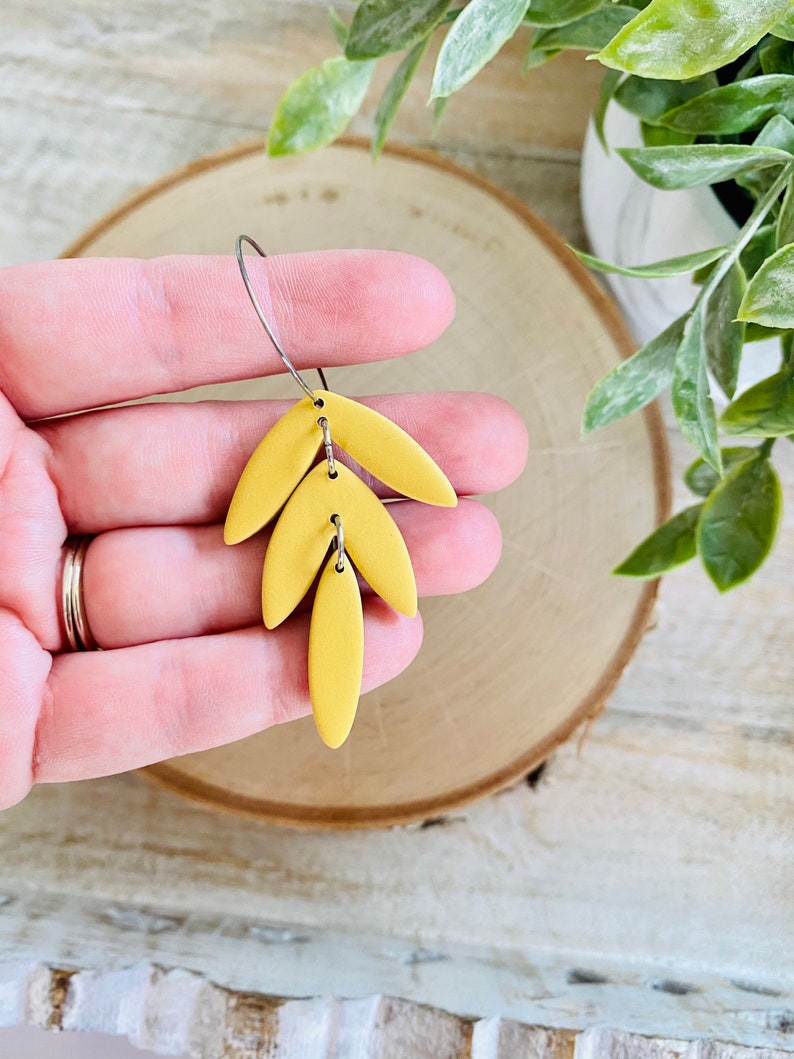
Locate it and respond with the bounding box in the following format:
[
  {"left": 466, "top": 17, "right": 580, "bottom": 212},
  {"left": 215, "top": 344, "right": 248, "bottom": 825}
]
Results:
[{"left": 1, "top": 2, "right": 793, "bottom": 1056}]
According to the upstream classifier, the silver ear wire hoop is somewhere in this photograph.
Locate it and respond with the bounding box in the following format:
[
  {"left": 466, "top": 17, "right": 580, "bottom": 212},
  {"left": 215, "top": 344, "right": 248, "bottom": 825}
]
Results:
[{"left": 235, "top": 235, "right": 329, "bottom": 403}]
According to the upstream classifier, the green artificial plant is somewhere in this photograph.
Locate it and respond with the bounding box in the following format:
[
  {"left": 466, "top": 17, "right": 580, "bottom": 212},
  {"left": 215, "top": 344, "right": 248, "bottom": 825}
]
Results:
[{"left": 267, "top": 0, "right": 794, "bottom": 592}]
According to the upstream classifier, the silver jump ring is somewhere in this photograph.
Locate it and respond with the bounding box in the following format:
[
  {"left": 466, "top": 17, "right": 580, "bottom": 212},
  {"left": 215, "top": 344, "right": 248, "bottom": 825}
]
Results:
[
  {"left": 235, "top": 235, "right": 328, "bottom": 403},
  {"left": 317, "top": 416, "right": 337, "bottom": 479},
  {"left": 61, "top": 536, "right": 99, "bottom": 651},
  {"left": 331, "top": 514, "right": 345, "bottom": 573}
]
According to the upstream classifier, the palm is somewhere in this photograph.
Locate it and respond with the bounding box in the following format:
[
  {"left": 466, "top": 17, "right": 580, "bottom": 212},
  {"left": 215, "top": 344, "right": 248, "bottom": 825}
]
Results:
[
  {"left": 0, "top": 252, "right": 526, "bottom": 810},
  {"left": 0, "top": 393, "right": 66, "bottom": 804}
]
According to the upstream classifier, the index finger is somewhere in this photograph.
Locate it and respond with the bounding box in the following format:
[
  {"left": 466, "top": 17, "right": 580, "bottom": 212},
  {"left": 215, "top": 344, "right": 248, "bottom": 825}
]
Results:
[{"left": 0, "top": 251, "right": 455, "bottom": 419}]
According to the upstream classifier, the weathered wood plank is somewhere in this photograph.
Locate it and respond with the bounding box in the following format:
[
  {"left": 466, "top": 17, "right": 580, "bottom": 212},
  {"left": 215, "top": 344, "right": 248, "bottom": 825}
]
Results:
[
  {"left": 0, "top": 0, "right": 599, "bottom": 152},
  {"left": 0, "top": 0, "right": 597, "bottom": 267},
  {"left": 0, "top": 964, "right": 791, "bottom": 1058},
  {"left": 575, "top": 1028, "right": 794, "bottom": 1059},
  {"left": 0, "top": 694, "right": 791, "bottom": 1050},
  {"left": 0, "top": 102, "right": 585, "bottom": 269},
  {"left": 471, "top": 1019, "right": 576, "bottom": 1059}
]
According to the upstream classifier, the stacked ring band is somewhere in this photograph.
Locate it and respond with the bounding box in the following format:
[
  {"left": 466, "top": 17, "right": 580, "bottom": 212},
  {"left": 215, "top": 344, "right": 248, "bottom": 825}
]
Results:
[{"left": 61, "top": 535, "right": 99, "bottom": 651}]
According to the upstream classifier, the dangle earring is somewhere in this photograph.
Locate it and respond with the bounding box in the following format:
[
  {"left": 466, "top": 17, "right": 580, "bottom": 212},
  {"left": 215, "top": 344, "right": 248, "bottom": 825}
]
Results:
[{"left": 225, "top": 237, "right": 457, "bottom": 748}]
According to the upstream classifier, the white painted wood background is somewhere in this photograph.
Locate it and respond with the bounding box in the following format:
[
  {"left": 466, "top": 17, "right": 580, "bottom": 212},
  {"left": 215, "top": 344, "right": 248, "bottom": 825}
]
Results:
[{"left": 0, "top": 1, "right": 793, "bottom": 1055}]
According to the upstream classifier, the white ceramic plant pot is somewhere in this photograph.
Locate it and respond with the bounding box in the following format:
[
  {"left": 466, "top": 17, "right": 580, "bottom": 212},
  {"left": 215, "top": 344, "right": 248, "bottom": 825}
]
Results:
[{"left": 580, "top": 103, "right": 781, "bottom": 396}]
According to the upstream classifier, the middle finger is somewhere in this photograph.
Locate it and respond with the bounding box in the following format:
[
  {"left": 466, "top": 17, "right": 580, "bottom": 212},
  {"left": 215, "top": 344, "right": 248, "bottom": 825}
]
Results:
[{"left": 39, "top": 392, "right": 528, "bottom": 533}]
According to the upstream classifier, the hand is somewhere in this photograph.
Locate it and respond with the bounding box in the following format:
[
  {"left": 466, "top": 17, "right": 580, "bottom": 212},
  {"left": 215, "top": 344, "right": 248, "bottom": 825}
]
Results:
[{"left": 0, "top": 251, "right": 528, "bottom": 810}]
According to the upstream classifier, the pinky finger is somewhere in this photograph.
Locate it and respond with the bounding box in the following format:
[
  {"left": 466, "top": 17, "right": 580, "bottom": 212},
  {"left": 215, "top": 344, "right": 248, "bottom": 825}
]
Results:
[{"left": 36, "top": 602, "right": 422, "bottom": 785}]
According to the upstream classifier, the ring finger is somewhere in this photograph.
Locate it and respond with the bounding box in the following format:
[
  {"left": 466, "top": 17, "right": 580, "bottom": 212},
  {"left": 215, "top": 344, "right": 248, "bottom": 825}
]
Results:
[{"left": 78, "top": 499, "right": 501, "bottom": 650}]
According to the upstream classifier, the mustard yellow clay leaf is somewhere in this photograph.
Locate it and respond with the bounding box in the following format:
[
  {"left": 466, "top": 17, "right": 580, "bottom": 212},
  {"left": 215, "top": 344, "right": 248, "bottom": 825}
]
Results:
[
  {"left": 316, "top": 390, "right": 458, "bottom": 507},
  {"left": 224, "top": 397, "right": 322, "bottom": 545},
  {"left": 262, "top": 462, "right": 417, "bottom": 628},
  {"left": 308, "top": 553, "right": 364, "bottom": 749}
]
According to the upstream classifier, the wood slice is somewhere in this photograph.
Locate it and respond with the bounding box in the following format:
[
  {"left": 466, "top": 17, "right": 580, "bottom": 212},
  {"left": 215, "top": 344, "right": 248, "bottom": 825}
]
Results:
[{"left": 64, "top": 138, "right": 669, "bottom": 827}]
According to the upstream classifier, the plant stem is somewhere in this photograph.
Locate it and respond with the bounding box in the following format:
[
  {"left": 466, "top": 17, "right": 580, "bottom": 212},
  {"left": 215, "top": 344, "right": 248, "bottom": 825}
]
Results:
[
  {"left": 700, "top": 164, "right": 793, "bottom": 304},
  {"left": 760, "top": 437, "right": 776, "bottom": 458}
]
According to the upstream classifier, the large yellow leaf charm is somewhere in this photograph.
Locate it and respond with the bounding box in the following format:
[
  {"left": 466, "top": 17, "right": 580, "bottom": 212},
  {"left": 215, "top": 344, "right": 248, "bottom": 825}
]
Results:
[
  {"left": 309, "top": 553, "right": 364, "bottom": 749},
  {"left": 224, "top": 400, "right": 322, "bottom": 545},
  {"left": 315, "top": 391, "right": 457, "bottom": 507},
  {"left": 262, "top": 463, "right": 416, "bottom": 629},
  {"left": 224, "top": 388, "right": 456, "bottom": 749}
]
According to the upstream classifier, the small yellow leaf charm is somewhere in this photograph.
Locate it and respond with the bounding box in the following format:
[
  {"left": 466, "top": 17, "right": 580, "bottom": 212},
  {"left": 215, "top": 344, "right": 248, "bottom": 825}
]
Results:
[
  {"left": 309, "top": 553, "right": 364, "bottom": 749},
  {"left": 224, "top": 397, "right": 322, "bottom": 545},
  {"left": 262, "top": 462, "right": 417, "bottom": 629},
  {"left": 315, "top": 391, "right": 457, "bottom": 508}
]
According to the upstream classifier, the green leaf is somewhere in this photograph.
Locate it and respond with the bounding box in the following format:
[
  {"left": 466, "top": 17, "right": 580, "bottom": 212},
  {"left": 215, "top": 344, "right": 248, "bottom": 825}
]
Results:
[
  {"left": 346, "top": 0, "right": 451, "bottom": 59},
  {"left": 522, "top": 41, "right": 561, "bottom": 71},
  {"left": 704, "top": 262, "right": 746, "bottom": 399},
  {"left": 372, "top": 37, "right": 430, "bottom": 159},
  {"left": 739, "top": 243, "right": 794, "bottom": 328},
  {"left": 720, "top": 369, "right": 794, "bottom": 436},
  {"left": 745, "top": 322, "right": 789, "bottom": 341},
  {"left": 640, "top": 122, "right": 695, "bottom": 146},
  {"left": 527, "top": 6, "right": 639, "bottom": 56},
  {"left": 692, "top": 258, "right": 720, "bottom": 285},
  {"left": 739, "top": 225, "right": 778, "bottom": 279},
  {"left": 595, "top": 0, "right": 792, "bottom": 79},
  {"left": 778, "top": 176, "right": 794, "bottom": 245},
  {"left": 594, "top": 69, "right": 623, "bottom": 148},
  {"left": 760, "top": 37, "right": 794, "bottom": 75},
  {"left": 582, "top": 313, "right": 687, "bottom": 432},
  {"left": 572, "top": 244, "right": 726, "bottom": 279},
  {"left": 756, "top": 113, "right": 794, "bottom": 157},
  {"left": 268, "top": 57, "right": 375, "bottom": 156},
  {"left": 734, "top": 116, "right": 794, "bottom": 198},
  {"left": 431, "top": 0, "right": 530, "bottom": 98},
  {"left": 685, "top": 446, "right": 757, "bottom": 496},
  {"left": 697, "top": 454, "right": 782, "bottom": 591},
  {"left": 771, "top": 10, "right": 794, "bottom": 40},
  {"left": 672, "top": 303, "right": 721, "bottom": 472},
  {"left": 524, "top": 0, "right": 606, "bottom": 27},
  {"left": 614, "top": 73, "right": 718, "bottom": 124},
  {"left": 617, "top": 144, "right": 793, "bottom": 190},
  {"left": 614, "top": 504, "right": 703, "bottom": 578},
  {"left": 432, "top": 94, "right": 449, "bottom": 130},
  {"left": 329, "top": 6, "right": 349, "bottom": 47},
  {"left": 659, "top": 75, "right": 794, "bottom": 135}
]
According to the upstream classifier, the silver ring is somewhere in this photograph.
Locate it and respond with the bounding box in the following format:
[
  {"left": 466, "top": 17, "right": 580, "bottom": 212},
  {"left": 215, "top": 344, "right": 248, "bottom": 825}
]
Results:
[{"left": 61, "top": 536, "right": 99, "bottom": 651}]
